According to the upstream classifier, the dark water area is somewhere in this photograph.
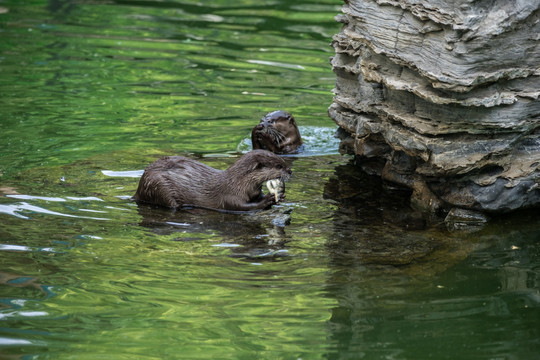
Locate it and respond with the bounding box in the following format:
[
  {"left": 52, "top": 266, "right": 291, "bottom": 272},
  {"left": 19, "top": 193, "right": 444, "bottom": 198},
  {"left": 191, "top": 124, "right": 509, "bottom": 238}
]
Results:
[{"left": 1, "top": 0, "right": 539, "bottom": 359}]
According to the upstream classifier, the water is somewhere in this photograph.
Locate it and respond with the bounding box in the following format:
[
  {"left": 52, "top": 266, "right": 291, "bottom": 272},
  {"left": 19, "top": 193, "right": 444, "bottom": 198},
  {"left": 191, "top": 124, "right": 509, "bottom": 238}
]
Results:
[{"left": 1, "top": 1, "right": 539, "bottom": 359}]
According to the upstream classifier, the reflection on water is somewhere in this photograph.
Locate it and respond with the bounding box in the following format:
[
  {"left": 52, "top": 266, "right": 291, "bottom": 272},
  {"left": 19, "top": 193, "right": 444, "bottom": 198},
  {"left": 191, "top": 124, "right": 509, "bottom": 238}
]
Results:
[
  {"left": 1, "top": 0, "right": 540, "bottom": 359},
  {"left": 323, "top": 161, "right": 436, "bottom": 266},
  {"left": 136, "top": 203, "right": 292, "bottom": 261}
]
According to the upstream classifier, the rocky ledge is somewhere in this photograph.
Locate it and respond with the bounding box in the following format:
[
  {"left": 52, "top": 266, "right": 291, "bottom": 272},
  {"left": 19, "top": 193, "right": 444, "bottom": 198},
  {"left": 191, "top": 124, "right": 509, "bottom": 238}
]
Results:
[{"left": 329, "top": 0, "right": 540, "bottom": 218}]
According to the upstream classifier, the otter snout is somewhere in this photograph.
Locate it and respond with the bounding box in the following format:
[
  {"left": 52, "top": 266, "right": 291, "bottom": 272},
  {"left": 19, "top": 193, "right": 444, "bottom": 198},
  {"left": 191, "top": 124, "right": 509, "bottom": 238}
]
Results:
[
  {"left": 282, "top": 166, "right": 292, "bottom": 181},
  {"left": 254, "top": 123, "right": 267, "bottom": 132}
]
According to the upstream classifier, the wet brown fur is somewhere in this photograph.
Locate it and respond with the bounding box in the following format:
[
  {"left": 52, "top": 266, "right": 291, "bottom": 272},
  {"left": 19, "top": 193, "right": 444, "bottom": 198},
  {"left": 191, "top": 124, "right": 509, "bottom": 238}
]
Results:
[
  {"left": 133, "top": 150, "right": 291, "bottom": 211},
  {"left": 251, "top": 110, "right": 302, "bottom": 154}
]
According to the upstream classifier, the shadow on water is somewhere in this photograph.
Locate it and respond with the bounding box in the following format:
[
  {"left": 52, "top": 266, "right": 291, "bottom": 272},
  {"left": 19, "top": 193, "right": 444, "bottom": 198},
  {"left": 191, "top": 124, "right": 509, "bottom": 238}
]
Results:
[
  {"left": 318, "top": 160, "right": 540, "bottom": 359},
  {"left": 321, "top": 158, "right": 471, "bottom": 269},
  {"left": 135, "top": 203, "right": 293, "bottom": 261}
]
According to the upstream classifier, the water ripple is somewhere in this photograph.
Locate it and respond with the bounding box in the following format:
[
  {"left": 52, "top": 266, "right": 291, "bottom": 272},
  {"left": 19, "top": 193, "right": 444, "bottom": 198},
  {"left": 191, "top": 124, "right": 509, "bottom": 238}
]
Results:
[
  {"left": 0, "top": 244, "right": 55, "bottom": 253},
  {"left": 0, "top": 337, "right": 34, "bottom": 346},
  {"left": 101, "top": 170, "right": 144, "bottom": 178},
  {"left": 247, "top": 59, "right": 306, "bottom": 70},
  {"left": 0, "top": 201, "right": 110, "bottom": 221},
  {"left": 6, "top": 195, "right": 104, "bottom": 202},
  {"left": 0, "top": 311, "right": 49, "bottom": 320}
]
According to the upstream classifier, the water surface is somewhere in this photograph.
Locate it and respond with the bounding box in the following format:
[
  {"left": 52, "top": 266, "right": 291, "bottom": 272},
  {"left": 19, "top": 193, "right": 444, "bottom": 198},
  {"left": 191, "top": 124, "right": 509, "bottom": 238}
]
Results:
[{"left": 1, "top": 1, "right": 539, "bottom": 359}]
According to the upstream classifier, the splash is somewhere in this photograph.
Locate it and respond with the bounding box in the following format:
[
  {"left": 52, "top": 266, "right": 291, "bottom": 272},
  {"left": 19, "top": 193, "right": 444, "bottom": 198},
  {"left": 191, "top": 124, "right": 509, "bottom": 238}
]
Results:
[{"left": 237, "top": 126, "right": 341, "bottom": 156}]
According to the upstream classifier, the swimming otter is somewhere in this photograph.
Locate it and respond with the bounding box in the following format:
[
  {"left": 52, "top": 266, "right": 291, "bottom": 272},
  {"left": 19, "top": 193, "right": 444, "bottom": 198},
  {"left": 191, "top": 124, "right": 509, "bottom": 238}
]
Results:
[
  {"left": 251, "top": 110, "right": 303, "bottom": 154},
  {"left": 133, "top": 150, "right": 291, "bottom": 211}
]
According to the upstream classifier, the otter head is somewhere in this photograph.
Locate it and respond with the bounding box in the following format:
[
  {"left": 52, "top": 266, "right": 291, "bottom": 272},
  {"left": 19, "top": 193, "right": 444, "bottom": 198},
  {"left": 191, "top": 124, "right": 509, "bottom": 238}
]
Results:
[
  {"left": 228, "top": 150, "right": 292, "bottom": 190},
  {"left": 251, "top": 110, "right": 303, "bottom": 154}
]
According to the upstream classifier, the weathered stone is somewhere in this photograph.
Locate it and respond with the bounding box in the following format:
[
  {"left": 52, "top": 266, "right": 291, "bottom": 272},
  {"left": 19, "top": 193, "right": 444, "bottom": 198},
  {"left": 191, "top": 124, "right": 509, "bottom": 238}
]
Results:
[
  {"left": 444, "top": 207, "right": 490, "bottom": 232},
  {"left": 329, "top": 0, "right": 540, "bottom": 215}
]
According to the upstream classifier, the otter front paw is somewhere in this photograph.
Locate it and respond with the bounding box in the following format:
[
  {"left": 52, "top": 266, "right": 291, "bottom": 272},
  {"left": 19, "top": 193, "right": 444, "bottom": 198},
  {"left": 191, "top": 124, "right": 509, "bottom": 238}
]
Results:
[{"left": 261, "top": 193, "right": 277, "bottom": 209}]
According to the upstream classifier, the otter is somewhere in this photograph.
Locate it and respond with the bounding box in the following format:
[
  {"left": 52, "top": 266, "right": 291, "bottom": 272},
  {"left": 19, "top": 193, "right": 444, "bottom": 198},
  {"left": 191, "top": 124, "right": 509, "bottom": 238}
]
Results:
[
  {"left": 133, "top": 150, "right": 291, "bottom": 212},
  {"left": 251, "top": 110, "right": 303, "bottom": 154}
]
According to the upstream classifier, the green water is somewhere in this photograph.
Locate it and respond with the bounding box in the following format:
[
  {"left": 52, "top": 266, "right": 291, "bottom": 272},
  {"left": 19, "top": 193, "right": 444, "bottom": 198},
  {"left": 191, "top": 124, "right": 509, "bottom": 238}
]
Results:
[{"left": 1, "top": 1, "right": 539, "bottom": 359}]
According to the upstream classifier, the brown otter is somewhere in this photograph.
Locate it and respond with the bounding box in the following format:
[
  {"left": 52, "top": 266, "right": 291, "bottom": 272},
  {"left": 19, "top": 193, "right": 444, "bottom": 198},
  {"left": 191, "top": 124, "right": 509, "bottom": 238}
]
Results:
[
  {"left": 133, "top": 150, "right": 291, "bottom": 211},
  {"left": 251, "top": 110, "right": 303, "bottom": 154}
]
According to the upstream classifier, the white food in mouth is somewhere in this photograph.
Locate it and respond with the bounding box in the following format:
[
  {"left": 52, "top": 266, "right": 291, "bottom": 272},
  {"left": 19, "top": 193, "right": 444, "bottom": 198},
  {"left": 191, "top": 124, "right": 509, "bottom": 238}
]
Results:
[{"left": 266, "top": 179, "right": 284, "bottom": 202}]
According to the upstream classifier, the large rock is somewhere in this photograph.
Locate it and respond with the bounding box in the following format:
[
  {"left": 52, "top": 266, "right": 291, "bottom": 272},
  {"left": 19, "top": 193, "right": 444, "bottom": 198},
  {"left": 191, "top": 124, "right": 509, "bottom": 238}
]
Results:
[{"left": 329, "top": 0, "right": 540, "bottom": 215}]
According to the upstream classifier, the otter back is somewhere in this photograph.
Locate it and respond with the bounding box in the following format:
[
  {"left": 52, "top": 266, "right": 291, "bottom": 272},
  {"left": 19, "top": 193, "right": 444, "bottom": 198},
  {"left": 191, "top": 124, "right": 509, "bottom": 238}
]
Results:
[{"left": 133, "top": 150, "right": 292, "bottom": 211}]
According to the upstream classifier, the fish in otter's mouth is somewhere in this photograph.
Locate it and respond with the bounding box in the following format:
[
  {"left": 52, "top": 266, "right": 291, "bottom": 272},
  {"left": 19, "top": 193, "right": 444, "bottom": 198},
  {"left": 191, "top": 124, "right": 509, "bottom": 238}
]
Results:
[{"left": 266, "top": 178, "right": 285, "bottom": 202}]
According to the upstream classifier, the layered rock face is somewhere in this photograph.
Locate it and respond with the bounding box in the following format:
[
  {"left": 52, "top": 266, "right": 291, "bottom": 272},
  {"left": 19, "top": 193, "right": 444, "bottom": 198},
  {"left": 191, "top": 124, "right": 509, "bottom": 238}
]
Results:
[{"left": 329, "top": 0, "right": 540, "bottom": 215}]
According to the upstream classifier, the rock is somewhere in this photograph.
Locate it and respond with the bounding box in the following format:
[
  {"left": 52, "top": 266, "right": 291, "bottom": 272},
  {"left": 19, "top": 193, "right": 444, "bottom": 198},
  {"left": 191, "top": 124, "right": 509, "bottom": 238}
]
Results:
[
  {"left": 329, "top": 0, "right": 540, "bottom": 215},
  {"left": 444, "top": 207, "right": 490, "bottom": 232}
]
